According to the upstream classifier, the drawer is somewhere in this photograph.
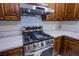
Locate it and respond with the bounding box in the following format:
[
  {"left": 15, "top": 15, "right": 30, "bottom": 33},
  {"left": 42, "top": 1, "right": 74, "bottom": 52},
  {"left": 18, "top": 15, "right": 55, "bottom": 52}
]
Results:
[
  {"left": 0, "top": 48, "right": 22, "bottom": 56},
  {"left": 7, "top": 48, "right": 22, "bottom": 55}
]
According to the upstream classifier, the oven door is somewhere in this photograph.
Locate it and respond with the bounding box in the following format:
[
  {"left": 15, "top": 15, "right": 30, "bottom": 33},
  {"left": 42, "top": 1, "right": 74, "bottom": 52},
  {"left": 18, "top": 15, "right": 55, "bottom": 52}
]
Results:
[
  {"left": 25, "top": 46, "right": 53, "bottom": 56},
  {"left": 40, "top": 47, "right": 53, "bottom": 56}
]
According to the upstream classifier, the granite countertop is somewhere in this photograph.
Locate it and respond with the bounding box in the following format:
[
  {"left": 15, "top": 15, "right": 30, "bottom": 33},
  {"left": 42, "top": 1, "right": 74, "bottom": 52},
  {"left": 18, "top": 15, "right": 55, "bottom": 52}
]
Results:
[
  {"left": 0, "top": 30, "right": 79, "bottom": 52},
  {"left": 0, "top": 21, "right": 23, "bottom": 52},
  {"left": 0, "top": 21, "right": 79, "bottom": 52},
  {"left": 44, "top": 30, "right": 79, "bottom": 40},
  {"left": 0, "top": 35, "right": 23, "bottom": 52}
]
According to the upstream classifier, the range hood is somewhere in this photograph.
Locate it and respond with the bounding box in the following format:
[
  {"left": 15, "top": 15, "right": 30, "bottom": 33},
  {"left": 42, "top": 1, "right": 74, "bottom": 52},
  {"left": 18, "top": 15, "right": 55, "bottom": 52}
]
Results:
[
  {"left": 33, "top": 5, "right": 54, "bottom": 14},
  {"left": 20, "top": 3, "right": 54, "bottom": 15}
]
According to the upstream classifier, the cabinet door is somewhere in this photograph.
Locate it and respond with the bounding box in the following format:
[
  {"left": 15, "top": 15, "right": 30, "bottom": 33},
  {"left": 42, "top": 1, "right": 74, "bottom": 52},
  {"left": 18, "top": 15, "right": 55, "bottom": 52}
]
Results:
[
  {"left": 64, "top": 3, "right": 76, "bottom": 20},
  {"left": 0, "top": 3, "right": 3, "bottom": 20},
  {"left": 3, "top": 3, "right": 20, "bottom": 21},
  {"left": 46, "top": 3, "right": 66, "bottom": 21},
  {"left": 46, "top": 3, "right": 56, "bottom": 21},
  {"left": 55, "top": 3, "right": 65, "bottom": 21},
  {"left": 64, "top": 40, "right": 79, "bottom": 56},
  {"left": 47, "top": 3, "right": 79, "bottom": 21},
  {"left": 54, "top": 37, "right": 63, "bottom": 55},
  {"left": 75, "top": 3, "right": 79, "bottom": 20}
]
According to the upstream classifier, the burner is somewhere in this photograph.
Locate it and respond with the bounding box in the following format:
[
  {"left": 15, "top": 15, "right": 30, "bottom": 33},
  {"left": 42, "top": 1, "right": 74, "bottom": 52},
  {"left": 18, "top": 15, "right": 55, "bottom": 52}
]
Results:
[
  {"left": 32, "top": 32, "right": 52, "bottom": 40},
  {"left": 23, "top": 33, "right": 34, "bottom": 44},
  {"left": 26, "top": 36, "right": 33, "bottom": 42},
  {"left": 22, "top": 26, "right": 53, "bottom": 45}
]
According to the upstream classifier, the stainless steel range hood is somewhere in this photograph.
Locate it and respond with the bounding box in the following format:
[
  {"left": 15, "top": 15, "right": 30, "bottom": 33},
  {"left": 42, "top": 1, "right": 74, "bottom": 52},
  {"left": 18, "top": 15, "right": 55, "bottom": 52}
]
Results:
[
  {"left": 33, "top": 5, "right": 54, "bottom": 13},
  {"left": 20, "top": 3, "right": 54, "bottom": 15}
]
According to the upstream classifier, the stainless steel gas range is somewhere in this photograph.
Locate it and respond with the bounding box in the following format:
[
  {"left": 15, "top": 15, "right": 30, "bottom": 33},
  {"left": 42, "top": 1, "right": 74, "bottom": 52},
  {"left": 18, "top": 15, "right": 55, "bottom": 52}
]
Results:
[
  {"left": 22, "top": 26, "right": 54, "bottom": 56},
  {"left": 21, "top": 6, "right": 54, "bottom": 56}
]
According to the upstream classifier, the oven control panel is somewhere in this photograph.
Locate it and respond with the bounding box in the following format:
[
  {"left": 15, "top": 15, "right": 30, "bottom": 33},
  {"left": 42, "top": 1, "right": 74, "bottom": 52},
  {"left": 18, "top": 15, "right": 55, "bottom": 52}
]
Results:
[{"left": 24, "top": 39, "right": 54, "bottom": 54}]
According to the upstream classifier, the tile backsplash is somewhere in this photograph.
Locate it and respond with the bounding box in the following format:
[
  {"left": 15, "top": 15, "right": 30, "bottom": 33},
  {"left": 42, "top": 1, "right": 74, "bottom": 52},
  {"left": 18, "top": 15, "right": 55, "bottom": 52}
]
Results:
[
  {"left": 21, "top": 16, "right": 43, "bottom": 27},
  {"left": 59, "top": 21, "right": 79, "bottom": 33},
  {"left": 42, "top": 21, "right": 60, "bottom": 31},
  {"left": 0, "top": 21, "right": 21, "bottom": 32},
  {"left": 43, "top": 21, "right": 79, "bottom": 33},
  {"left": 0, "top": 20, "right": 79, "bottom": 33}
]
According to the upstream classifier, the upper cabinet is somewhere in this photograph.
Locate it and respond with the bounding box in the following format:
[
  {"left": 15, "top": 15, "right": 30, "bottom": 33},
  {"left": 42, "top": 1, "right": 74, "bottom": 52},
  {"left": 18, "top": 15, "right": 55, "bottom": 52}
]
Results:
[
  {"left": 55, "top": 3, "right": 65, "bottom": 21},
  {"left": 3, "top": 3, "right": 20, "bottom": 21},
  {"left": 0, "top": 3, "right": 20, "bottom": 21},
  {"left": 46, "top": 3, "right": 66, "bottom": 21},
  {"left": 0, "top": 4, "right": 4, "bottom": 20},
  {"left": 46, "top": 3, "right": 56, "bottom": 21},
  {"left": 64, "top": 3, "right": 76, "bottom": 20},
  {"left": 47, "top": 3, "right": 79, "bottom": 21}
]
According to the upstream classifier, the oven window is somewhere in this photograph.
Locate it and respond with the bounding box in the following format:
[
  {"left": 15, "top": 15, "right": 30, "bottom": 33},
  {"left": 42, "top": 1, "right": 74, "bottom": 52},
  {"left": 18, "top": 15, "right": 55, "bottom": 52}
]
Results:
[{"left": 40, "top": 47, "right": 52, "bottom": 56}]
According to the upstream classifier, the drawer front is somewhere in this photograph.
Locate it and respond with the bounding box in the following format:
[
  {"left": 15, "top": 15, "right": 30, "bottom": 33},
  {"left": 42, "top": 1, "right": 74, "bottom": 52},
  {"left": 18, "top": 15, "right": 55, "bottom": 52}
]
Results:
[
  {"left": 65, "top": 39, "right": 79, "bottom": 47},
  {"left": 64, "top": 40, "right": 79, "bottom": 56},
  {"left": 0, "top": 48, "right": 22, "bottom": 56}
]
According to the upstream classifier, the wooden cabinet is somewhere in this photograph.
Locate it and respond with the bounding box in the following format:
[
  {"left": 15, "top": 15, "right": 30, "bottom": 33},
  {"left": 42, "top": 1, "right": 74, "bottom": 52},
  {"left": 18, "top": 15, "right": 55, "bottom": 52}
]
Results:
[
  {"left": 3, "top": 3, "right": 20, "bottom": 21},
  {"left": 46, "top": 3, "right": 56, "bottom": 21},
  {"left": 0, "top": 48, "right": 23, "bottom": 56},
  {"left": 54, "top": 36, "right": 79, "bottom": 56},
  {"left": 64, "top": 3, "right": 76, "bottom": 20},
  {"left": 47, "top": 3, "right": 79, "bottom": 21},
  {"left": 0, "top": 4, "right": 3, "bottom": 20},
  {"left": 47, "top": 3, "right": 65, "bottom": 21},
  {"left": 0, "top": 3, "right": 20, "bottom": 21},
  {"left": 54, "top": 36, "right": 64, "bottom": 55},
  {"left": 63, "top": 36, "right": 79, "bottom": 56},
  {"left": 55, "top": 3, "right": 65, "bottom": 21}
]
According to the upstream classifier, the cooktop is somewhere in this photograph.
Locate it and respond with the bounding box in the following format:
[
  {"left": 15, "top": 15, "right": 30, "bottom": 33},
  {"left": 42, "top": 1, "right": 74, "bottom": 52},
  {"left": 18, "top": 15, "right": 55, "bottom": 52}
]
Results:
[{"left": 22, "top": 31, "right": 53, "bottom": 45}]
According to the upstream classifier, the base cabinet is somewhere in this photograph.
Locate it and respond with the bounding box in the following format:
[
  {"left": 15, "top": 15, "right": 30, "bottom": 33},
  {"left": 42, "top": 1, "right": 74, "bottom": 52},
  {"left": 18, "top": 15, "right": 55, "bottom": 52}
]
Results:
[
  {"left": 0, "top": 48, "right": 23, "bottom": 56},
  {"left": 54, "top": 36, "right": 79, "bottom": 56},
  {"left": 63, "top": 37, "right": 79, "bottom": 56},
  {"left": 54, "top": 36, "right": 64, "bottom": 55}
]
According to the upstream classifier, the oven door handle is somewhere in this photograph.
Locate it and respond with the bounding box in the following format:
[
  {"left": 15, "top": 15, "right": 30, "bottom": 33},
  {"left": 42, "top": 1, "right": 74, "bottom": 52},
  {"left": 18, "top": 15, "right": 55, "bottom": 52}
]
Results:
[{"left": 36, "top": 46, "right": 52, "bottom": 52}]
